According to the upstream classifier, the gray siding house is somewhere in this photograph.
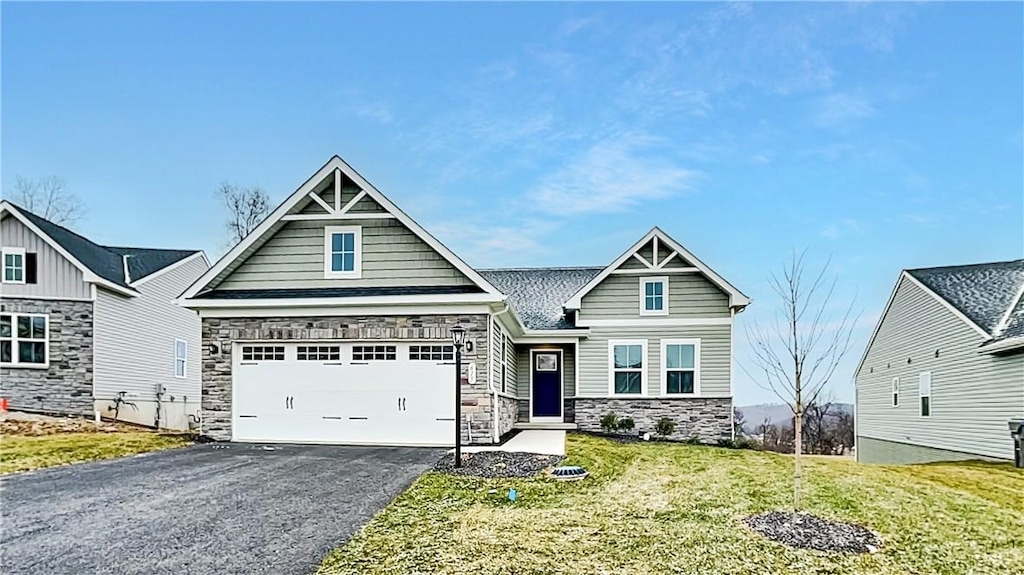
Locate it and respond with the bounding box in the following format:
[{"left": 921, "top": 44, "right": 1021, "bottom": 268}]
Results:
[
  {"left": 855, "top": 260, "right": 1024, "bottom": 464},
  {"left": 180, "top": 156, "right": 750, "bottom": 446},
  {"left": 1, "top": 201, "right": 209, "bottom": 430}
]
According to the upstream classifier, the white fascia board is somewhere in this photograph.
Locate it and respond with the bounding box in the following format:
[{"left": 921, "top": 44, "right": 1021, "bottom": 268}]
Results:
[
  {"left": 197, "top": 303, "right": 495, "bottom": 318},
  {"left": 132, "top": 251, "right": 210, "bottom": 288},
  {"left": 182, "top": 292, "right": 504, "bottom": 309},
  {"left": 1, "top": 202, "right": 139, "bottom": 297},
  {"left": 513, "top": 334, "right": 586, "bottom": 345},
  {"left": 564, "top": 227, "right": 751, "bottom": 310},
  {"left": 978, "top": 337, "right": 1024, "bottom": 355},
  {"left": 575, "top": 317, "right": 731, "bottom": 328}
]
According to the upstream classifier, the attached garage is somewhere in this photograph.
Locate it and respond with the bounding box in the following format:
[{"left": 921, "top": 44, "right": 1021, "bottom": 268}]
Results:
[{"left": 232, "top": 342, "right": 456, "bottom": 446}]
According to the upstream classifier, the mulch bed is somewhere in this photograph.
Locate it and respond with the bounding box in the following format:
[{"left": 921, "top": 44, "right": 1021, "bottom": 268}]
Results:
[
  {"left": 744, "top": 511, "right": 882, "bottom": 553},
  {"left": 0, "top": 412, "right": 141, "bottom": 436},
  {"left": 434, "top": 451, "right": 565, "bottom": 478}
]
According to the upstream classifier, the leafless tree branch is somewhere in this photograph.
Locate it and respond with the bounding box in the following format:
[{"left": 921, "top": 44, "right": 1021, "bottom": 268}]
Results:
[
  {"left": 218, "top": 183, "right": 271, "bottom": 246},
  {"left": 11, "top": 175, "right": 84, "bottom": 225}
]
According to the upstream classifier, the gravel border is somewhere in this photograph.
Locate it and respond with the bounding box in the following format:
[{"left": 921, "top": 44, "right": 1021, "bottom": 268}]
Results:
[
  {"left": 744, "top": 511, "right": 882, "bottom": 553},
  {"left": 434, "top": 451, "right": 564, "bottom": 478}
]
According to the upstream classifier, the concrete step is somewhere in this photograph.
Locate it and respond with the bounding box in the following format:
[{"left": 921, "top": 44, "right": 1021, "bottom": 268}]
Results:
[{"left": 513, "top": 422, "right": 578, "bottom": 430}]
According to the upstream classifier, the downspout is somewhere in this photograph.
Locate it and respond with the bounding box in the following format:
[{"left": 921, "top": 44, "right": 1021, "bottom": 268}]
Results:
[{"left": 491, "top": 301, "right": 514, "bottom": 443}]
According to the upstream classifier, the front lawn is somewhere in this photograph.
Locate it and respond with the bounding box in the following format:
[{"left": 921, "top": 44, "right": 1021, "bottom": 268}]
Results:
[
  {"left": 320, "top": 434, "right": 1023, "bottom": 575},
  {"left": 0, "top": 432, "right": 191, "bottom": 475}
]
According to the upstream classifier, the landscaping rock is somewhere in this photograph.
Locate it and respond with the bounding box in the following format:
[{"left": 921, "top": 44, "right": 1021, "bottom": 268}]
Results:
[
  {"left": 744, "top": 511, "right": 882, "bottom": 553},
  {"left": 434, "top": 451, "right": 564, "bottom": 478}
]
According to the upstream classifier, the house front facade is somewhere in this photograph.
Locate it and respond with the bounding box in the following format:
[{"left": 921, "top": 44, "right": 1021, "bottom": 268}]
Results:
[
  {"left": 180, "top": 156, "right": 750, "bottom": 446},
  {"left": 0, "top": 201, "right": 209, "bottom": 430},
  {"left": 855, "top": 260, "right": 1024, "bottom": 464}
]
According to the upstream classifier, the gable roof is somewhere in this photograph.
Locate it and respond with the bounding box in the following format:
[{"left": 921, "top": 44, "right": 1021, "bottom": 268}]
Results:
[
  {"left": 480, "top": 267, "right": 603, "bottom": 330},
  {"left": 1, "top": 201, "right": 204, "bottom": 295},
  {"left": 180, "top": 156, "right": 503, "bottom": 301},
  {"left": 563, "top": 227, "right": 751, "bottom": 310}
]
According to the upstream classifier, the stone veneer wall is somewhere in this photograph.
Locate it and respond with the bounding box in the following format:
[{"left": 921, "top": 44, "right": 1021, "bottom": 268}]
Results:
[
  {"left": 496, "top": 395, "right": 518, "bottom": 439},
  {"left": 201, "top": 314, "right": 493, "bottom": 443},
  {"left": 0, "top": 299, "right": 94, "bottom": 416},
  {"left": 573, "top": 397, "right": 732, "bottom": 442}
]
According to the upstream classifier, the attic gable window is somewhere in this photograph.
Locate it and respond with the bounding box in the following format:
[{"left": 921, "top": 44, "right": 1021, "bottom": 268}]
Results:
[
  {"left": 323, "top": 225, "right": 362, "bottom": 279},
  {"left": 3, "top": 248, "right": 25, "bottom": 284},
  {"left": 639, "top": 276, "right": 669, "bottom": 316}
]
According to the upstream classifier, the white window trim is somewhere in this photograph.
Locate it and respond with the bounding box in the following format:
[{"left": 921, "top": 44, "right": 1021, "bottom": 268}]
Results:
[
  {"left": 607, "top": 339, "right": 648, "bottom": 396},
  {"left": 1, "top": 312, "right": 49, "bottom": 368},
  {"left": 660, "top": 338, "right": 701, "bottom": 396},
  {"left": 2, "top": 247, "right": 26, "bottom": 285},
  {"left": 639, "top": 276, "right": 669, "bottom": 316},
  {"left": 323, "top": 225, "right": 362, "bottom": 279},
  {"left": 919, "top": 372, "right": 932, "bottom": 418},
  {"left": 891, "top": 377, "right": 899, "bottom": 407},
  {"left": 174, "top": 339, "right": 187, "bottom": 379}
]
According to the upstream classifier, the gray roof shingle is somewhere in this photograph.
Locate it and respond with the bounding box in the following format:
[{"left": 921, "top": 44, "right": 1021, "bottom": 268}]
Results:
[
  {"left": 479, "top": 267, "right": 603, "bottom": 330},
  {"left": 9, "top": 203, "right": 201, "bottom": 289},
  {"left": 907, "top": 258, "right": 1024, "bottom": 342}
]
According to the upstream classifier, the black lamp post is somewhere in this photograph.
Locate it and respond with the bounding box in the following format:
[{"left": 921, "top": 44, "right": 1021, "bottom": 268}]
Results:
[{"left": 451, "top": 325, "right": 467, "bottom": 468}]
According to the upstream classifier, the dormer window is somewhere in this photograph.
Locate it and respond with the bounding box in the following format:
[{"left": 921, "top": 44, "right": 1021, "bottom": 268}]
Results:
[
  {"left": 639, "top": 276, "right": 668, "bottom": 316},
  {"left": 323, "top": 226, "right": 362, "bottom": 278}
]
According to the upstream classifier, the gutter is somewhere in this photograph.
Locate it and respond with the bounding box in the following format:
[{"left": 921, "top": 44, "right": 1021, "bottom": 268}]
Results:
[{"left": 978, "top": 337, "right": 1024, "bottom": 355}]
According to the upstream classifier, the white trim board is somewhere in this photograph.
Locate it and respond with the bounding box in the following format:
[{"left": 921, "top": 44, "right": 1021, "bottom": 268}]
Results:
[
  {"left": 183, "top": 293, "right": 503, "bottom": 309},
  {"left": 179, "top": 156, "right": 504, "bottom": 302},
  {"left": 575, "top": 317, "right": 730, "bottom": 328},
  {"left": 194, "top": 303, "right": 497, "bottom": 318}
]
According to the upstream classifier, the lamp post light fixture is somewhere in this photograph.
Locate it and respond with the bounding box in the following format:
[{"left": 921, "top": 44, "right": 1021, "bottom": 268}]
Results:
[{"left": 450, "top": 325, "right": 467, "bottom": 468}]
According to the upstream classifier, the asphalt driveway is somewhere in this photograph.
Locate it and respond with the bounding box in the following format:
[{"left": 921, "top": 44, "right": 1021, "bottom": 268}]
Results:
[{"left": 0, "top": 442, "right": 443, "bottom": 574}]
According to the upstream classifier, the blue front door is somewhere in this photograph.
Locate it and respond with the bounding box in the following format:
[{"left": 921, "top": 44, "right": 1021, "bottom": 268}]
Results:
[{"left": 532, "top": 352, "right": 561, "bottom": 418}]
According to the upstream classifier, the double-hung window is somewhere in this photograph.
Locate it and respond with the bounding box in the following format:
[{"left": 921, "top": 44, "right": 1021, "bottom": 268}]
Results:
[
  {"left": 3, "top": 248, "right": 25, "bottom": 284},
  {"left": 892, "top": 377, "right": 900, "bottom": 407},
  {"left": 609, "top": 340, "right": 646, "bottom": 395},
  {"left": 640, "top": 277, "right": 668, "bottom": 316},
  {"left": 1, "top": 313, "right": 48, "bottom": 367},
  {"left": 919, "top": 372, "right": 931, "bottom": 417},
  {"left": 174, "top": 339, "right": 187, "bottom": 378},
  {"left": 662, "top": 339, "right": 700, "bottom": 395},
  {"left": 323, "top": 226, "right": 361, "bottom": 278}
]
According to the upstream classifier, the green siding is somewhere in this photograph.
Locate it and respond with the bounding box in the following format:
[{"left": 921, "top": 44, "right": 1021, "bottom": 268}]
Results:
[
  {"left": 516, "top": 344, "right": 576, "bottom": 400},
  {"left": 577, "top": 325, "right": 731, "bottom": 398},
  {"left": 580, "top": 273, "right": 730, "bottom": 320},
  {"left": 855, "top": 275, "right": 1024, "bottom": 461},
  {"left": 856, "top": 435, "right": 1004, "bottom": 464},
  {"left": 218, "top": 218, "right": 474, "bottom": 289},
  {"left": 491, "top": 319, "right": 517, "bottom": 396}
]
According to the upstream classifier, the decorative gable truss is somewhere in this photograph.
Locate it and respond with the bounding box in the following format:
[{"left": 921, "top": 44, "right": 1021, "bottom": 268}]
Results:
[
  {"left": 563, "top": 227, "right": 751, "bottom": 311},
  {"left": 179, "top": 156, "right": 504, "bottom": 305}
]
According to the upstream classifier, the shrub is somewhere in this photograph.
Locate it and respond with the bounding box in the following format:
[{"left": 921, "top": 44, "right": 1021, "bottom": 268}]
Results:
[
  {"left": 600, "top": 412, "right": 619, "bottom": 433},
  {"left": 654, "top": 417, "right": 676, "bottom": 437},
  {"left": 685, "top": 436, "right": 703, "bottom": 445},
  {"left": 617, "top": 417, "right": 635, "bottom": 432}
]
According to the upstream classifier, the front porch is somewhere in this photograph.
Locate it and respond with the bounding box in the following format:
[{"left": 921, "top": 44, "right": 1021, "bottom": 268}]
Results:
[{"left": 511, "top": 342, "right": 577, "bottom": 426}]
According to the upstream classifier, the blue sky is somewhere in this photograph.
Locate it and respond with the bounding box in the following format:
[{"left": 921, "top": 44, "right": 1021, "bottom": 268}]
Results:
[{"left": 3, "top": 2, "right": 1021, "bottom": 405}]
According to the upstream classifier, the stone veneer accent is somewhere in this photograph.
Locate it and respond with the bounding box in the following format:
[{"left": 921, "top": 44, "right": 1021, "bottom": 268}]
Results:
[
  {"left": 496, "top": 395, "right": 518, "bottom": 439},
  {"left": 0, "top": 299, "right": 94, "bottom": 416},
  {"left": 573, "top": 397, "right": 732, "bottom": 442},
  {"left": 201, "top": 314, "right": 492, "bottom": 444}
]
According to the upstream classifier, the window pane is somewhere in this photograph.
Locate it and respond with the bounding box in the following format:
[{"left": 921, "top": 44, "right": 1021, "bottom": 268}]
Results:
[
  {"left": 342, "top": 233, "right": 354, "bottom": 252},
  {"left": 667, "top": 344, "right": 694, "bottom": 369},
  {"left": 652, "top": 282, "right": 662, "bottom": 296},
  {"left": 1, "top": 341, "right": 10, "bottom": 363},
  {"left": 921, "top": 397, "right": 930, "bottom": 417},
  {"left": 667, "top": 371, "right": 695, "bottom": 394},
  {"left": 176, "top": 340, "right": 186, "bottom": 358},
  {"left": 614, "top": 345, "right": 642, "bottom": 369},
  {"left": 19, "top": 341, "right": 45, "bottom": 364},
  {"left": 342, "top": 253, "right": 355, "bottom": 271},
  {"left": 332, "top": 253, "right": 344, "bottom": 271},
  {"left": 175, "top": 359, "right": 186, "bottom": 377},
  {"left": 17, "top": 317, "right": 30, "bottom": 338},
  {"left": 31, "top": 316, "right": 46, "bottom": 339},
  {"left": 3, "top": 254, "right": 11, "bottom": 266},
  {"left": 645, "top": 282, "right": 655, "bottom": 296},
  {"left": 614, "top": 372, "right": 641, "bottom": 394},
  {"left": 332, "top": 233, "right": 344, "bottom": 252},
  {"left": 0, "top": 315, "right": 10, "bottom": 338}
]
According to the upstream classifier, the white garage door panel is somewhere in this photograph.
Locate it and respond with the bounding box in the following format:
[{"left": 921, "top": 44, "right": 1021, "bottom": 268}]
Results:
[{"left": 232, "top": 343, "right": 458, "bottom": 445}]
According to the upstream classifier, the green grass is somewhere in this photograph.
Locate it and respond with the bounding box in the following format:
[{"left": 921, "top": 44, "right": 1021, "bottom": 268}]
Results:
[
  {"left": 0, "top": 432, "right": 191, "bottom": 475},
  {"left": 320, "top": 434, "right": 1024, "bottom": 575}
]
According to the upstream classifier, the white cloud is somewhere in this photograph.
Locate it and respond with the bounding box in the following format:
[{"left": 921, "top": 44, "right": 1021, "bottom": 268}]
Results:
[
  {"left": 528, "top": 134, "right": 698, "bottom": 214},
  {"left": 815, "top": 93, "right": 875, "bottom": 127},
  {"left": 429, "top": 219, "right": 558, "bottom": 267},
  {"left": 821, "top": 218, "right": 863, "bottom": 239}
]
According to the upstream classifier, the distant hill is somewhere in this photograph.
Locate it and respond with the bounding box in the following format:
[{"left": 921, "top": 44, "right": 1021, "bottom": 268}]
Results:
[{"left": 737, "top": 402, "right": 853, "bottom": 434}]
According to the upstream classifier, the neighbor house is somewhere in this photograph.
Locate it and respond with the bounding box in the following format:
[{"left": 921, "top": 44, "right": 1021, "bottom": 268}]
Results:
[
  {"left": 855, "top": 260, "right": 1024, "bottom": 464},
  {"left": 0, "top": 201, "right": 209, "bottom": 430},
  {"left": 179, "top": 156, "right": 750, "bottom": 446}
]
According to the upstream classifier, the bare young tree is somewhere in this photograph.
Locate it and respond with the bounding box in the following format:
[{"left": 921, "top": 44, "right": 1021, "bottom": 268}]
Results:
[
  {"left": 11, "top": 175, "right": 84, "bottom": 225},
  {"left": 218, "top": 183, "right": 270, "bottom": 245},
  {"left": 743, "top": 250, "right": 858, "bottom": 509},
  {"left": 733, "top": 407, "right": 747, "bottom": 437}
]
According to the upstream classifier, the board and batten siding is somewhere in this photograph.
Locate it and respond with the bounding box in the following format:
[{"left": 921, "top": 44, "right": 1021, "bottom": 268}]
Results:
[
  {"left": 217, "top": 218, "right": 474, "bottom": 289},
  {"left": 93, "top": 255, "right": 207, "bottom": 428},
  {"left": 855, "top": 275, "right": 1024, "bottom": 461},
  {"left": 579, "top": 273, "right": 730, "bottom": 320},
  {"left": 577, "top": 325, "right": 732, "bottom": 398},
  {"left": 1, "top": 214, "right": 91, "bottom": 300}
]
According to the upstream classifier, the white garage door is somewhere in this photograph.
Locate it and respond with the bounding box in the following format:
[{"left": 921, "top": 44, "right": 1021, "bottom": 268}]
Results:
[{"left": 232, "top": 342, "right": 456, "bottom": 446}]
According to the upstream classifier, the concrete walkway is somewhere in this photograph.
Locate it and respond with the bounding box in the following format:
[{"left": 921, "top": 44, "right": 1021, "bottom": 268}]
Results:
[{"left": 457, "top": 430, "right": 566, "bottom": 456}]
